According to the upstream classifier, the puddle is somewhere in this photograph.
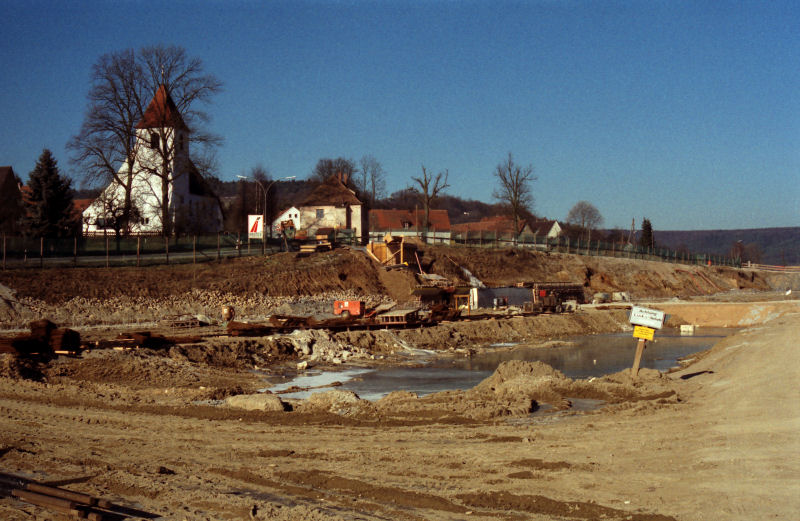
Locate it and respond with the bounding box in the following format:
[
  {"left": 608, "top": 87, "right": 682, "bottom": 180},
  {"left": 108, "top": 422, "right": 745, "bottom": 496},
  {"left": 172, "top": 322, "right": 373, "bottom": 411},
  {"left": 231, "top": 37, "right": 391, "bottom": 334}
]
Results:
[
  {"left": 266, "top": 328, "right": 732, "bottom": 402},
  {"left": 262, "top": 368, "right": 370, "bottom": 400}
]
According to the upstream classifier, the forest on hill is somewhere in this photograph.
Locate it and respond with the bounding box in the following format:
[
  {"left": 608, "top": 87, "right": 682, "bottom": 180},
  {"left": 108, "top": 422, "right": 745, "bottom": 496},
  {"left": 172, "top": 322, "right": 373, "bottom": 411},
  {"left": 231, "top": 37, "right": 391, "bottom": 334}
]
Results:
[{"left": 653, "top": 228, "right": 800, "bottom": 266}]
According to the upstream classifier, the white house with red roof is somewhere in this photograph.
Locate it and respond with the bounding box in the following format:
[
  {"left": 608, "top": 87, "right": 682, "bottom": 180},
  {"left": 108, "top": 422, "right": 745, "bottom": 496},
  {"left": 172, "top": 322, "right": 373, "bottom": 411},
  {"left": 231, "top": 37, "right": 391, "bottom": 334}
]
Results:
[
  {"left": 270, "top": 206, "right": 301, "bottom": 235},
  {"left": 297, "top": 174, "right": 366, "bottom": 242},
  {"left": 82, "top": 85, "right": 222, "bottom": 235}
]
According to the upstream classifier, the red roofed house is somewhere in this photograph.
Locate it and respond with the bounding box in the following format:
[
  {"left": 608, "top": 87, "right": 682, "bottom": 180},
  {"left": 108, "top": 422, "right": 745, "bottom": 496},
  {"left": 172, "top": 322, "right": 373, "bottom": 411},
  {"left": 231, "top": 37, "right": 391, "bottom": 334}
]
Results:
[
  {"left": 527, "top": 219, "right": 563, "bottom": 239},
  {"left": 0, "top": 166, "right": 24, "bottom": 234},
  {"left": 452, "top": 216, "right": 562, "bottom": 245},
  {"left": 82, "top": 85, "right": 222, "bottom": 235},
  {"left": 297, "top": 174, "right": 366, "bottom": 243},
  {"left": 451, "top": 216, "right": 532, "bottom": 237},
  {"left": 368, "top": 209, "right": 451, "bottom": 244}
]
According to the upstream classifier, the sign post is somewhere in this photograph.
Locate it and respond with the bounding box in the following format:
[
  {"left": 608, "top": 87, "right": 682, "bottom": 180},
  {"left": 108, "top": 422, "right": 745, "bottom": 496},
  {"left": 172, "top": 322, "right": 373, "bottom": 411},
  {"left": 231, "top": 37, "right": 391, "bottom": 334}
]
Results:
[{"left": 628, "top": 306, "right": 665, "bottom": 378}]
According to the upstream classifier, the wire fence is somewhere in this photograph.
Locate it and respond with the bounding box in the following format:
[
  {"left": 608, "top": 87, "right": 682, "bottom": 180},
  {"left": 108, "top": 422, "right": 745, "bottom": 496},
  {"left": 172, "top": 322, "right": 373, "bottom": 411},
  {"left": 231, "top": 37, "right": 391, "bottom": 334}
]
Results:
[
  {"left": 0, "top": 232, "right": 279, "bottom": 269},
  {"left": 376, "top": 229, "right": 743, "bottom": 268},
  {"left": 0, "top": 230, "right": 744, "bottom": 269}
]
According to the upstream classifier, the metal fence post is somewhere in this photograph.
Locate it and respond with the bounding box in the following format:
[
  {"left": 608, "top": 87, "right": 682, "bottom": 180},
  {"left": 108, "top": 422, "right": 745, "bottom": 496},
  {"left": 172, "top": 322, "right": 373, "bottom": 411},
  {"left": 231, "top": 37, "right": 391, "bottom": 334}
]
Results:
[
  {"left": 73, "top": 236, "right": 77, "bottom": 266},
  {"left": 217, "top": 232, "right": 221, "bottom": 260},
  {"left": 193, "top": 235, "right": 197, "bottom": 264},
  {"left": 137, "top": 236, "right": 141, "bottom": 267},
  {"left": 165, "top": 236, "right": 169, "bottom": 264},
  {"left": 106, "top": 236, "right": 110, "bottom": 268},
  {"left": 40, "top": 237, "right": 44, "bottom": 268}
]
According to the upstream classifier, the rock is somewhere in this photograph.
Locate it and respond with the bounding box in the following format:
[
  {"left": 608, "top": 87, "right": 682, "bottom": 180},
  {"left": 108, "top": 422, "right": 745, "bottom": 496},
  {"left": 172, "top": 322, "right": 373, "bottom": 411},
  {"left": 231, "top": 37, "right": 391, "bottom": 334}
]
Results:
[
  {"left": 306, "top": 389, "right": 360, "bottom": 411},
  {"left": 225, "top": 392, "right": 286, "bottom": 412}
]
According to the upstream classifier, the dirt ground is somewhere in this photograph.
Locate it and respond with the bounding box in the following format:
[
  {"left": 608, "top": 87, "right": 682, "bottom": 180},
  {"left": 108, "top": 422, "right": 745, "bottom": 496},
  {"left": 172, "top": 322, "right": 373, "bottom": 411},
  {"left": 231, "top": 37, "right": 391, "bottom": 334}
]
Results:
[{"left": 0, "top": 247, "right": 798, "bottom": 520}]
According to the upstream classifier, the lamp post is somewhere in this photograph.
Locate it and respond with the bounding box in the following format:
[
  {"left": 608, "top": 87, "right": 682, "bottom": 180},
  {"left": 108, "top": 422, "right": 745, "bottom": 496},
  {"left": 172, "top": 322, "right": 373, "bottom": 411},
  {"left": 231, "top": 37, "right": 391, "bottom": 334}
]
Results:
[{"left": 237, "top": 175, "right": 296, "bottom": 254}]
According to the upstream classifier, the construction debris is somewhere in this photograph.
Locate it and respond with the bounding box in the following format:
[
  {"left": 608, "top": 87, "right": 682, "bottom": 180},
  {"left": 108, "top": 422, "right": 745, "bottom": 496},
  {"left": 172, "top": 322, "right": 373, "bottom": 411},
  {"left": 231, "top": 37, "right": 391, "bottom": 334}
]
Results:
[
  {"left": 0, "top": 319, "right": 81, "bottom": 357},
  {"left": 0, "top": 471, "right": 131, "bottom": 520}
]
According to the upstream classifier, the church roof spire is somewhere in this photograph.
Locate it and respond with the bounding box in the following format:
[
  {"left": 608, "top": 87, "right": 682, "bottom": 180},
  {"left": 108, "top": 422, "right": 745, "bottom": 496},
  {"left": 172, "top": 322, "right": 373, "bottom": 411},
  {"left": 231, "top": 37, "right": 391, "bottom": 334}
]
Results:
[{"left": 136, "top": 84, "right": 188, "bottom": 130}]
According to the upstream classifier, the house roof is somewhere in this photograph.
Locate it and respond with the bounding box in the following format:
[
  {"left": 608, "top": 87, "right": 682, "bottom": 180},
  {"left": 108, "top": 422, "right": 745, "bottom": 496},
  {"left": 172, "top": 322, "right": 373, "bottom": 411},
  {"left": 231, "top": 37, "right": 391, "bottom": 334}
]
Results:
[
  {"left": 451, "top": 216, "right": 527, "bottom": 235},
  {"left": 186, "top": 160, "right": 217, "bottom": 198},
  {"left": 136, "top": 84, "right": 188, "bottom": 130},
  {"left": 528, "top": 219, "right": 560, "bottom": 235},
  {"left": 0, "top": 166, "right": 20, "bottom": 196},
  {"left": 73, "top": 198, "right": 93, "bottom": 214},
  {"left": 369, "top": 209, "right": 451, "bottom": 231},
  {"left": 300, "top": 175, "right": 361, "bottom": 207}
]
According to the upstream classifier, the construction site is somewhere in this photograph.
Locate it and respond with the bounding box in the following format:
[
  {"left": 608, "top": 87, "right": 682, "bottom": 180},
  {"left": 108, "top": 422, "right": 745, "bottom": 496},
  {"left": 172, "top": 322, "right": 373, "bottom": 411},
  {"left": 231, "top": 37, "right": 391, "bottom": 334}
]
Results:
[{"left": 0, "top": 242, "right": 798, "bottom": 521}]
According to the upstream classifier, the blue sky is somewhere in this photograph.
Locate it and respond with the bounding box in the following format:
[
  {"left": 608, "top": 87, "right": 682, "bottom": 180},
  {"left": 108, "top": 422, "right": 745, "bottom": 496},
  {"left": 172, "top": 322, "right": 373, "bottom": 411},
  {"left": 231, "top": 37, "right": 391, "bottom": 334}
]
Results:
[{"left": 2, "top": 0, "right": 797, "bottom": 230}]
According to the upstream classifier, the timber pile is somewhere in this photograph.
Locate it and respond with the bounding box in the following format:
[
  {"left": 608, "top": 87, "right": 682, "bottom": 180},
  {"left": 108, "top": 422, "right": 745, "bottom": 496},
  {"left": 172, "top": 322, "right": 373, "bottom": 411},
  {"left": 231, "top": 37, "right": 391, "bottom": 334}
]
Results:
[
  {"left": 227, "top": 320, "right": 274, "bottom": 337},
  {"left": 94, "top": 331, "right": 203, "bottom": 351},
  {"left": 0, "top": 319, "right": 81, "bottom": 357}
]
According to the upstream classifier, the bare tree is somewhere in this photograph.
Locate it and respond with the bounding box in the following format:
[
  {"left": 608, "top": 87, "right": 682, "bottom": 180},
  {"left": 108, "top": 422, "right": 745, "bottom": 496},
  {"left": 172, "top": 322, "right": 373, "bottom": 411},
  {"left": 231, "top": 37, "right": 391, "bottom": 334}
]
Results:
[
  {"left": 70, "top": 45, "right": 222, "bottom": 237},
  {"left": 68, "top": 49, "right": 145, "bottom": 236},
  {"left": 356, "top": 155, "right": 386, "bottom": 206},
  {"left": 136, "top": 45, "right": 222, "bottom": 237},
  {"left": 310, "top": 157, "right": 357, "bottom": 186},
  {"left": 411, "top": 165, "right": 449, "bottom": 239},
  {"left": 566, "top": 200, "right": 604, "bottom": 241},
  {"left": 492, "top": 152, "right": 536, "bottom": 240}
]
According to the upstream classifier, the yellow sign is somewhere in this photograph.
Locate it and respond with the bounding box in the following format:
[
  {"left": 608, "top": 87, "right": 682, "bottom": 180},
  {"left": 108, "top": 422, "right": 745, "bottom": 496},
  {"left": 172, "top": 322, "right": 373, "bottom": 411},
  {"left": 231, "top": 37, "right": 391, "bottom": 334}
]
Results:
[{"left": 633, "top": 325, "right": 655, "bottom": 341}]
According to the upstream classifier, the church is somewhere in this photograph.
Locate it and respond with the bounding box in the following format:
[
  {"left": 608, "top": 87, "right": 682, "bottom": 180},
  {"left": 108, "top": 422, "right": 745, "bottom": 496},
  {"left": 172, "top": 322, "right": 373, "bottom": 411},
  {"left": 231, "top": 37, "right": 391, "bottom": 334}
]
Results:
[{"left": 82, "top": 85, "right": 223, "bottom": 235}]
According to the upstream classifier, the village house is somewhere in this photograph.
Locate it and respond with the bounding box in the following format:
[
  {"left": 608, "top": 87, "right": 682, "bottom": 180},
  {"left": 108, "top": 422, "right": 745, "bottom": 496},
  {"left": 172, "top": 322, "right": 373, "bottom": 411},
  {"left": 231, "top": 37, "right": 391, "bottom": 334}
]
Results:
[
  {"left": 82, "top": 85, "right": 223, "bottom": 235},
  {"left": 0, "top": 166, "right": 23, "bottom": 234},
  {"left": 527, "top": 219, "right": 563, "bottom": 239},
  {"left": 451, "top": 216, "right": 562, "bottom": 243},
  {"left": 270, "top": 206, "right": 301, "bottom": 236},
  {"left": 296, "top": 174, "right": 365, "bottom": 243},
  {"left": 368, "top": 209, "right": 451, "bottom": 244}
]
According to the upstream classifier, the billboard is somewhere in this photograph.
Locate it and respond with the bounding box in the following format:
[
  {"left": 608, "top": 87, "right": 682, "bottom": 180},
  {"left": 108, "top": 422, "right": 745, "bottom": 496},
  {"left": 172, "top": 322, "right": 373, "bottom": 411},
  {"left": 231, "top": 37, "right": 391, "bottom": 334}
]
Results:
[{"left": 247, "top": 215, "right": 263, "bottom": 239}]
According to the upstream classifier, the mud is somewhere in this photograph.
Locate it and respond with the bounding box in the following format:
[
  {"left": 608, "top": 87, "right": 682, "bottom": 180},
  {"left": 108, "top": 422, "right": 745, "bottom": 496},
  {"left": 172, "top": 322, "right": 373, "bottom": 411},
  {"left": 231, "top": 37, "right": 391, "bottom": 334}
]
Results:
[{"left": 0, "top": 247, "right": 798, "bottom": 520}]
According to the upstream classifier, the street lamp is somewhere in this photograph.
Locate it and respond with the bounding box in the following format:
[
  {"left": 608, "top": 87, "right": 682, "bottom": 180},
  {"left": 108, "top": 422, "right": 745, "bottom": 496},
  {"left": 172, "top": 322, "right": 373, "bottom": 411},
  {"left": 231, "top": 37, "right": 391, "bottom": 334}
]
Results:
[{"left": 237, "top": 175, "right": 296, "bottom": 254}]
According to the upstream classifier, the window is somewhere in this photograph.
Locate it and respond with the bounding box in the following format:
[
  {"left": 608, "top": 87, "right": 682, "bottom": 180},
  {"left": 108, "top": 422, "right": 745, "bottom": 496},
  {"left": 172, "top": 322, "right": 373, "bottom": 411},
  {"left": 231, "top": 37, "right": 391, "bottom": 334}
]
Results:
[
  {"left": 150, "top": 132, "right": 160, "bottom": 149},
  {"left": 316, "top": 209, "right": 324, "bottom": 219}
]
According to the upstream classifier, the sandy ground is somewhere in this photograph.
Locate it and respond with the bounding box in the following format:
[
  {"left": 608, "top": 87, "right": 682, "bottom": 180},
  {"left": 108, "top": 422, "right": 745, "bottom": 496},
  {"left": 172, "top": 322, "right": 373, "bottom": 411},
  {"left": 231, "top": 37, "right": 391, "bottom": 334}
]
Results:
[
  {"left": 0, "top": 303, "right": 798, "bottom": 520},
  {"left": 1, "top": 249, "right": 798, "bottom": 520}
]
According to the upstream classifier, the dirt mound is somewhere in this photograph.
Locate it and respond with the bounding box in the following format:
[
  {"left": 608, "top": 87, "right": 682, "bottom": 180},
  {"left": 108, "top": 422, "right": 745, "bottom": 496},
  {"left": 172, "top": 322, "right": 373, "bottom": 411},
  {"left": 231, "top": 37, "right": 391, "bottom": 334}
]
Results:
[{"left": 0, "top": 353, "right": 43, "bottom": 380}]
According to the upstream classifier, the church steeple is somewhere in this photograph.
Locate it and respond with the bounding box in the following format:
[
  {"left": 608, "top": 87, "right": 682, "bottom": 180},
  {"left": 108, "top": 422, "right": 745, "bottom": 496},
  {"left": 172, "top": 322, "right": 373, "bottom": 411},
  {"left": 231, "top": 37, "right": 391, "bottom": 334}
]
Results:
[{"left": 136, "top": 85, "right": 188, "bottom": 130}]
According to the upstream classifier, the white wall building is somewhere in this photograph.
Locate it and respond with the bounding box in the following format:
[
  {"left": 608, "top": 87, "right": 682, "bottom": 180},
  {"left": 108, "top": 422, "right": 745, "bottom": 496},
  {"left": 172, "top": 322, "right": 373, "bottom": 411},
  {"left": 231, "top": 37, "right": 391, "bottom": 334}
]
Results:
[
  {"left": 271, "top": 206, "right": 301, "bottom": 234},
  {"left": 297, "top": 175, "right": 365, "bottom": 242},
  {"left": 82, "top": 85, "right": 222, "bottom": 235}
]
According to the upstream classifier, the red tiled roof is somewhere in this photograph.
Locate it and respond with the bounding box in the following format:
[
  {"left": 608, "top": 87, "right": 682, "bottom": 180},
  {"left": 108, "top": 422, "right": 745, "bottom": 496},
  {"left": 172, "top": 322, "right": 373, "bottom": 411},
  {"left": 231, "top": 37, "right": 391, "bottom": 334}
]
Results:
[
  {"left": 451, "top": 216, "right": 524, "bottom": 234},
  {"left": 300, "top": 176, "right": 362, "bottom": 207},
  {"left": 528, "top": 219, "right": 559, "bottom": 235},
  {"left": 136, "top": 84, "right": 188, "bottom": 130},
  {"left": 73, "top": 199, "right": 93, "bottom": 214},
  {"left": 369, "top": 209, "right": 450, "bottom": 231}
]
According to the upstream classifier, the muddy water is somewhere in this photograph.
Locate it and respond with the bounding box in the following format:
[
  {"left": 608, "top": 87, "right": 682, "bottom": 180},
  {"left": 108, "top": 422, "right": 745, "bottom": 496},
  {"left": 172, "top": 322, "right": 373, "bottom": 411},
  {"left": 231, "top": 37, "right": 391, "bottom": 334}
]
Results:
[{"left": 271, "top": 328, "right": 732, "bottom": 400}]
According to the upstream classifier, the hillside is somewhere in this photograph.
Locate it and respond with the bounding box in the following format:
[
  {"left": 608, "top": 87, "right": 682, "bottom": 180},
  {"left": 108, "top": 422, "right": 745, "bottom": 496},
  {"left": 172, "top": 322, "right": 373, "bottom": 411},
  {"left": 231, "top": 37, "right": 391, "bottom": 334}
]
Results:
[
  {"left": 652, "top": 227, "right": 800, "bottom": 265},
  {"left": 1, "top": 245, "right": 796, "bottom": 330}
]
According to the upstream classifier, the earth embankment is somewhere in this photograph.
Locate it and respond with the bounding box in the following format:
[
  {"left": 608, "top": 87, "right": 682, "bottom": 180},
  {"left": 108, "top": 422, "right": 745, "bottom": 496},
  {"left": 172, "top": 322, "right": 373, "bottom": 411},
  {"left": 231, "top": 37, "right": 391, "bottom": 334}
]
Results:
[{"left": 0, "top": 246, "right": 794, "bottom": 329}]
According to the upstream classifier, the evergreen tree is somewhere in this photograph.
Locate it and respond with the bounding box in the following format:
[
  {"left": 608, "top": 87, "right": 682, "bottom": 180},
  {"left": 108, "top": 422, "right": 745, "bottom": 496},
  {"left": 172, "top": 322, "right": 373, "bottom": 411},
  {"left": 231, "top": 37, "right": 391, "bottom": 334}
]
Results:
[
  {"left": 22, "top": 149, "right": 78, "bottom": 238},
  {"left": 639, "top": 218, "right": 654, "bottom": 249}
]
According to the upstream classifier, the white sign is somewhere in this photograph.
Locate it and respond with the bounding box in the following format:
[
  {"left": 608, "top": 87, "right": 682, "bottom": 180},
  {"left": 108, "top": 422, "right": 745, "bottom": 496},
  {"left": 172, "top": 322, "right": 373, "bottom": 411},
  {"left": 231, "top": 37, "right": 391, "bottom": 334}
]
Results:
[
  {"left": 247, "top": 215, "right": 263, "bottom": 238},
  {"left": 629, "top": 306, "right": 665, "bottom": 329}
]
